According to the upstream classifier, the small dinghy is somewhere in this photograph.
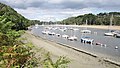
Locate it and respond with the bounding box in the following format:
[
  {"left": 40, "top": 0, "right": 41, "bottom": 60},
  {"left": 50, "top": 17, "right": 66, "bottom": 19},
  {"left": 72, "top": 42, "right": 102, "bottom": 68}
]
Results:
[
  {"left": 115, "top": 46, "right": 119, "bottom": 49},
  {"left": 48, "top": 32, "right": 55, "bottom": 35},
  {"left": 42, "top": 31, "right": 50, "bottom": 35},
  {"left": 104, "top": 32, "right": 114, "bottom": 36},
  {"left": 68, "top": 36, "right": 77, "bottom": 41},
  {"left": 81, "top": 30, "right": 91, "bottom": 33},
  {"left": 56, "top": 34, "right": 61, "bottom": 37},
  {"left": 62, "top": 34, "right": 69, "bottom": 38}
]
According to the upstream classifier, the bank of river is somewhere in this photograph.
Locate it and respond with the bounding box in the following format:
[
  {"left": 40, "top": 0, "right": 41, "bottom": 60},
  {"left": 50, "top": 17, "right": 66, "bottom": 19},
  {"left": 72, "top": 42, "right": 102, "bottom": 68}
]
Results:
[
  {"left": 52, "top": 25, "right": 120, "bottom": 30},
  {"left": 24, "top": 31, "right": 119, "bottom": 68}
]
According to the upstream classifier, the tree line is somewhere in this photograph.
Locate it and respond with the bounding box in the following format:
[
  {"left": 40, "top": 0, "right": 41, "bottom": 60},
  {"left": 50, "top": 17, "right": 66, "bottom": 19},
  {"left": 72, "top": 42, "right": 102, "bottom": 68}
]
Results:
[{"left": 60, "top": 12, "right": 120, "bottom": 25}]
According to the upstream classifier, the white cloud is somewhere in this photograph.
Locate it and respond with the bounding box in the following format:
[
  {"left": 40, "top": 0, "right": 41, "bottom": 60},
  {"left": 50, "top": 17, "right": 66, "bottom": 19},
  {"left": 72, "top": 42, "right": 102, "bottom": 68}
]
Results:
[
  {"left": 15, "top": 7, "right": 95, "bottom": 21},
  {"left": 47, "top": 0, "right": 64, "bottom": 4},
  {"left": 1, "top": 0, "right": 120, "bottom": 21}
]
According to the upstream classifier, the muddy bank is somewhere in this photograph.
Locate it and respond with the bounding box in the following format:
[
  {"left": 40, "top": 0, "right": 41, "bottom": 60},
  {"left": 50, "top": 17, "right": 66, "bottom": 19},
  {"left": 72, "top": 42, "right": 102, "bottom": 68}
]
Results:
[{"left": 23, "top": 31, "right": 119, "bottom": 68}]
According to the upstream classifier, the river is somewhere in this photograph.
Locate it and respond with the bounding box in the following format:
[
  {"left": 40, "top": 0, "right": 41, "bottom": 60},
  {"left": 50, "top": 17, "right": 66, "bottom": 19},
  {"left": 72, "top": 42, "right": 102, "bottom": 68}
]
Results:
[{"left": 31, "top": 25, "right": 120, "bottom": 62}]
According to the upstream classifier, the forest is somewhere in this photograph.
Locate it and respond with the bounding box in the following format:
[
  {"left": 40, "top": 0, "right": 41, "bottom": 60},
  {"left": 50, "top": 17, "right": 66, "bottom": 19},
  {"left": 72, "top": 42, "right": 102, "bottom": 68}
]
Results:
[{"left": 61, "top": 12, "right": 120, "bottom": 25}]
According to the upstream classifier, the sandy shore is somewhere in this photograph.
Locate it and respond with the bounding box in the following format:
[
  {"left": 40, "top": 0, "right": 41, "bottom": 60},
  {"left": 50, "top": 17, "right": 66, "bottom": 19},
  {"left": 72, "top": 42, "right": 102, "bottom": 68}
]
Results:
[
  {"left": 23, "top": 31, "right": 119, "bottom": 68},
  {"left": 47, "top": 25, "right": 120, "bottom": 30}
]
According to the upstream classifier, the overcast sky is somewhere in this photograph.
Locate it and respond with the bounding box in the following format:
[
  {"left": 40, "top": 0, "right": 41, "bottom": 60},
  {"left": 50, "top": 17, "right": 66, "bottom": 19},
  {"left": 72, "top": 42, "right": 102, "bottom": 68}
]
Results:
[{"left": 1, "top": 0, "right": 120, "bottom": 21}]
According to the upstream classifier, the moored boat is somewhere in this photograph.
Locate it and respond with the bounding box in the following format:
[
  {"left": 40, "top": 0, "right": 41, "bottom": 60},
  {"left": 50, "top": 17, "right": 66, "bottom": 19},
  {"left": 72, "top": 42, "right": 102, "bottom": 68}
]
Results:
[
  {"left": 104, "top": 32, "right": 114, "bottom": 36},
  {"left": 104, "top": 15, "right": 114, "bottom": 36},
  {"left": 113, "top": 31, "right": 120, "bottom": 38},
  {"left": 115, "top": 46, "right": 119, "bottom": 49},
  {"left": 81, "top": 20, "right": 91, "bottom": 33},
  {"left": 81, "top": 37, "right": 94, "bottom": 45},
  {"left": 42, "top": 31, "right": 50, "bottom": 35},
  {"left": 62, "top": 34, "right": 69, "bottom": 38},
  {"left": 81, "top": 30, "right": 91, "bottom": 33},
  {"left": 56, "top": 33, "right": 61, "bottom": 37},
  {"left": 68, "top": 36, "right": 77, "bottom": 41},
  {"left": 116, "top": 33, "right": 120, "bottom": 38},
  {"left": 48, "top": 32, "right": 55, "bottom": 35}
]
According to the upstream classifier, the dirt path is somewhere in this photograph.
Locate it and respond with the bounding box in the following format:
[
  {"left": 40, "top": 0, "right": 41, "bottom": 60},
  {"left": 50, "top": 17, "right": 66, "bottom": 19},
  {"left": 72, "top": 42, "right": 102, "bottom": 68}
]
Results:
[{"left": 23, "top": 31, "right": 119, "bottom": 68}]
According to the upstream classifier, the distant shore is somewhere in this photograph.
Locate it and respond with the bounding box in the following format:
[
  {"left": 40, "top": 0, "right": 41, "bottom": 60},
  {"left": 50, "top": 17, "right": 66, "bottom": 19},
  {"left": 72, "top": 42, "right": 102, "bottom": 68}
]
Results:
[
  {"left": 79, "top": 25, "right": 120, "bottom": 30},
  {"left": 46, "top": 25, "right": 120, "bottom": 30}
]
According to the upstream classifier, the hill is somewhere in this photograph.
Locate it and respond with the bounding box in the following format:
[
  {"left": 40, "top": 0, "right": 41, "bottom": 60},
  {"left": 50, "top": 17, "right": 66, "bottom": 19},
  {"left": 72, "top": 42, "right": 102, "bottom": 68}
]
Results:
[
  {"left": 61, "top": 12, "right": 120, "bottom": 25},
  {"left": 0, "top": 2, "right": 31, "bottom": 30}
]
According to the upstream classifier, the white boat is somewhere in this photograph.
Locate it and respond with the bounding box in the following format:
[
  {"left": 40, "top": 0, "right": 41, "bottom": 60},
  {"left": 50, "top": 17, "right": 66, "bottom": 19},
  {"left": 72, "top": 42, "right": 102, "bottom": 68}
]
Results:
[
  {"left": 81, "top": 30, "right": 91, "bottom": 33},
  {"left": 62, "top": 34, "right": 69, "bottom": 38},
  {"left": 116, "top": 33, "right": 120, "bottom": 38},
  {"left": 73, "top": 28, "right": 79, "bottom": 31},
  {"left": 42, "top": 31, "right": 50, "bottom": 35},
  {"left": 95, "top": 42, "right": 107, "bottom": 47},
  {"left": 104, "top": 15, "right": 114, "bottom": 36},
  {"left": 56, "top": 33, "right": 61, "bottom": 37},
  {"left": 59, "top": 28, "right": 67, "bottom": 32},
  {"left": 81, "top": 20, "right": 91, "bottom": 33},
  {"left": 42, "top": 31, "right": 46, "bottom": 34},
  {"left": 48, "top": 32, "right": 55, "bottom": 35},
  {"left": 115, "top": 46, "right": 119, "bottom": 49},
  {"left": 69, "top": 27, "right": 74, "bottom": 30},
  {"left": 68, "top": 36, "right": 77, "bottom": 41},
  {"left": 81, "top": 37, "right": 94, "bottom": 45},
  {"left": 104, "top": 32, "right": 114, "bottom": 36},
  {"left": 35, "top": 24, "right": 39, "bottom": 28},
  {"left": 113, "top": 30, "right": 120, "bottom": 38},
  {"left": 45, "top": 27, "right": 52, "bottom": 30},
  {"left": 68, "top": 27, "right": 78, "bottom": 41},
  {"left": 52, "top": 27, "right": 58, "bottom": 30}
]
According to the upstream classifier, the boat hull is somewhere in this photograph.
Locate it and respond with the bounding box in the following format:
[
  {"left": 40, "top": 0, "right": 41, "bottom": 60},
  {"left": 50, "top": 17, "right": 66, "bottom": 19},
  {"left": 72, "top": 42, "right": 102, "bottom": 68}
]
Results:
[
  {"left": 81, "top": 30, "right": 91, "bottom": 33},
  {"left": 104, "top": 33, "right": 114, "bottom": 36}
]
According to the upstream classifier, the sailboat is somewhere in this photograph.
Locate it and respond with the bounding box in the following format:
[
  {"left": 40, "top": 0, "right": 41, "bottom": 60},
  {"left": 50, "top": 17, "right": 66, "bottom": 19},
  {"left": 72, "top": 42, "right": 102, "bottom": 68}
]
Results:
[
  {"left": 42, "top": 25, "right": 50, "bottom": 35},
  {"left": 81, "top": 20, "right": 91, "bottom": 33},
  {"left": 68, "top": 29, "right": 77, "bottom": 41},
  {"left": 62, "top": 34, "right": 69, "bottom": 38},
  {"left": 104, "top": 15, "right": 114, "bottom": 36},
  {"left": 80, "top": 20, "right": 93, "bottom": 45},
  {"left": 35, "top": 24, "right": 39, "bottom": 28}
]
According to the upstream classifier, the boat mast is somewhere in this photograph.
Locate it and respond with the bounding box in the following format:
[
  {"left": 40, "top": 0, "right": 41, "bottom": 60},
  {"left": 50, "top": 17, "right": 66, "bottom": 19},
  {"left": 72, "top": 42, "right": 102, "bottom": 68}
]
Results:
[
  {"left": 85, "top": 19, "right": 88, "bottom": 30},
  {"left": 109, "top": 14, "right": 113, "bottom": 32}
]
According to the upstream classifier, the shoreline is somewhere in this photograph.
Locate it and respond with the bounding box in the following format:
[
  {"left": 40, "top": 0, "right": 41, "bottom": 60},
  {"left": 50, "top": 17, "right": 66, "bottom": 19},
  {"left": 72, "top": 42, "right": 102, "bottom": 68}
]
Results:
[
  {"left": 24, "top": 31, "right": 120, "bottom": 68},
  {"left": 38, "top": 34, "right": 120, "bottom": 67},
  {"left": 43, "top": 25, "right": 120, "bottom": 30}
]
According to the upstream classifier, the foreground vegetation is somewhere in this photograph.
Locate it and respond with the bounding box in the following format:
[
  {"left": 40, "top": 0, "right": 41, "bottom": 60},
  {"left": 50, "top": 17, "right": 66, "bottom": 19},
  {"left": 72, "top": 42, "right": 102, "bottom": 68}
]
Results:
[{"left": 0, "top": 2, "right": 70, "bottom": 68}]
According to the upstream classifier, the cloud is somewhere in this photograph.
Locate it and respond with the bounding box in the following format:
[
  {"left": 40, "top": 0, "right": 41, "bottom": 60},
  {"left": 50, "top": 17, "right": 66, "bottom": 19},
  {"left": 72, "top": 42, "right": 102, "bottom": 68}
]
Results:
[
  {"left": 2, "top": 0, "right": 120, "bottom": 10},
  {"left": 15, "top": 7, "right": 93, "bottom": 21},
  {"left": 1, "top": 0, "right": 120, "bottom": 21}
]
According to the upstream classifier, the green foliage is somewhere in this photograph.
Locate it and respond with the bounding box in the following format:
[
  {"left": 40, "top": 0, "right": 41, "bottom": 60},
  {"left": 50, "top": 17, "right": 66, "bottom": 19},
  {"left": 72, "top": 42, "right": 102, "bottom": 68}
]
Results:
[
  {"left": 41, "top": 52, "right": 70, "bottom": 68},
  {"left": 0, "top": 43, "right": 37, "bottom": 68},
  {"left": 7, "top": 30, "right": 24, "bottom": 39},
  {"left": 0, "top": 2, "right": 70, "bottom": 68},
  {"left": 0, "top": 16, "right": 14, "bottom": 33},
  {"left": 0, "top": 2, "right": 31, "bottom": 30},
  {"left": 0, "top": 30, "right": 38, "bottom": 67},
  {"left": 0, "top": 3, "right": 39, "bottom": 67},
  {"left": 61, "top": 12, "right": 120, "bottom": 25}
]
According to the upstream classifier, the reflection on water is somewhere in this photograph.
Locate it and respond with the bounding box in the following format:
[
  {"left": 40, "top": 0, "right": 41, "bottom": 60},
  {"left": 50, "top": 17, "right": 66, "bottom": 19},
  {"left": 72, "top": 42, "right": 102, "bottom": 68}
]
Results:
[{"left": 32, "top": 25, "right": 120, "bottom": 62}]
